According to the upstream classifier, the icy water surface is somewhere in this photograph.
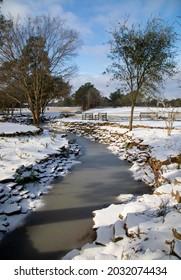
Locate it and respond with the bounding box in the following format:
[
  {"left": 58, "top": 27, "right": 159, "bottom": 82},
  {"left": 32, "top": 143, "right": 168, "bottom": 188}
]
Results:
[{"left": 0, "top": 134, "right": 152, "bottom": 259}]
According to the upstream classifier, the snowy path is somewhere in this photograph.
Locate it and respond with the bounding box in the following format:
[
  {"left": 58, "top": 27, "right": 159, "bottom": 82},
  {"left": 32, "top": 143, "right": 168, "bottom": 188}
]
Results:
[{"left": 0, "top": 134, "right": 152, "bottom": 260}]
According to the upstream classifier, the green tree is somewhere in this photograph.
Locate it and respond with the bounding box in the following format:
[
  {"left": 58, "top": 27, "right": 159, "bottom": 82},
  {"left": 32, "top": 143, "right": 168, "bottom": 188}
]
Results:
[
  {"left": 109, "top": 90, "right": 122, "bottom": 107},
  {"left": 73, "top": 82, "right": 102, "bottom": 110},
  {"left": 106, "top": 18, "right": 177, "bottom": 130}
]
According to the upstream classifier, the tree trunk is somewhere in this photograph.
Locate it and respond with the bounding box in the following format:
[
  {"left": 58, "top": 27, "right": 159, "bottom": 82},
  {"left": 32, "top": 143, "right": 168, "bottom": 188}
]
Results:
[
  {"left": 129, "top": 90, "right": 139, "bottom": 131},
  {"left": 32, "top": 111, "right": 40, "bottom": 127},
  {"left": 129, "top": 103, "right": 135, "bottom": 131}
]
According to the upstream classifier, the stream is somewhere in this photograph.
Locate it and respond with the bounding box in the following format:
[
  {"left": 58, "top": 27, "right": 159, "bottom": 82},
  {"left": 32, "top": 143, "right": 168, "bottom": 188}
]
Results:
[{"left": 0, "top": 133, "right": 152, "bottom": 260}]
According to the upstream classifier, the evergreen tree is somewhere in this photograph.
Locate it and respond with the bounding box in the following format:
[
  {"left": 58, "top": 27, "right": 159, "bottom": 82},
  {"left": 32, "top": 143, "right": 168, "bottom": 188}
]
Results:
[{"left": 73, "top": 82, "right": 102, "bottom": 110}]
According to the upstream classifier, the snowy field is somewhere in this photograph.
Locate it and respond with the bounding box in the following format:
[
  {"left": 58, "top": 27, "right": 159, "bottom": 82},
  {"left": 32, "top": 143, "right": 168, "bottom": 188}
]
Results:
[
  {"left": 0, "top": 106, "right": 181, "bottom": 260},
  {"left": 46, "top": 106, "right": 181, "bottom": 128}
]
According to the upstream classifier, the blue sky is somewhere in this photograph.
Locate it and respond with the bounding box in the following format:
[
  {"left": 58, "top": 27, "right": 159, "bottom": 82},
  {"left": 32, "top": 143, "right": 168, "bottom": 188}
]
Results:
[{"left": 1, "top": 0, "right": 181, "bottom": 99}]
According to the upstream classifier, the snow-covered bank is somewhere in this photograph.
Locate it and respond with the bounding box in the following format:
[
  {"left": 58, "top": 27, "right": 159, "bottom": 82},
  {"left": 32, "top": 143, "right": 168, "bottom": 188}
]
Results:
[
  {"left": 50, "top": 120, "right": 181, "bottom": 260},
  {"left": 0, "top": 123, "right": 40, "bottom": 136},
  {"left": 64, "top": 194, "right": 180, "bottom": 260},
  {"left": 0, "top": 123, "right": 80, "bottom": 240}
]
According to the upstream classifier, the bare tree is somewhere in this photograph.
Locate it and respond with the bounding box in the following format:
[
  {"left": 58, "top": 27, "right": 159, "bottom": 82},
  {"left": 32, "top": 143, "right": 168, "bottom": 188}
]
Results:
[
  {"left": 106, "top": 18, "right": 177, "bottom": 130},
  {"left": 0, "top": 14, "right": 81, "bottom": 125}
]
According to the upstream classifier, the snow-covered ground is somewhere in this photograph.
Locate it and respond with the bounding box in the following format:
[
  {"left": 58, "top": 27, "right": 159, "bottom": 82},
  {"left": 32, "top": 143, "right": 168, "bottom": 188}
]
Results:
[
  {"left": 0, "top": 106, "right": 181, "bottom": 260},
  {"left": 0, "top": 123, "right": 39, "bottom": 134},
  {"left": 48, "top": 106, "right": 181, "bottom": 128},
  {"left": 49, "top": 107, "right": 181, "bottom": 260},
  {"left": 0, "top": 122, "right": 80, "bottom": 240}
]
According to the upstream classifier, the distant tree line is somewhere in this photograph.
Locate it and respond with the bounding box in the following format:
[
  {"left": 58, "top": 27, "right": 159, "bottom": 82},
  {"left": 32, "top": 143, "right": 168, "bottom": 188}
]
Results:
[
  {"left": 52, "top": 83, "right": 181, "bottom": 109},
  {"left": 107, "top": 90, "right": 181, "bottom": 107}
]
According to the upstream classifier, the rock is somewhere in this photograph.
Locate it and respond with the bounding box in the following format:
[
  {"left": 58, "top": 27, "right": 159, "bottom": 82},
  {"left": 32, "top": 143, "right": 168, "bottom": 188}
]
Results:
[
  {"left": 2, "top": 221, "right": 9, "bottom": 227},
  {"left": 0, "top": 225, "right": 7, "bottom": 233},
  {"left": 174, "top": 177, "right": 181, "bottom": 185},
  {"left": 10, "top": 196, "right": 22, "bottom": 203},
  {"left": 96, "top": 225, "right": 114, "bottom": 246},
  {"left": 0, "top": 193, "right": 5, "bottom": 199},
  {"left": 149, "top": 158, "right": 169, "bottom": 171},
  {"left": 142, "top": 174, "right": 154, "bottom": 185},
  {"left": 0, "top": 178, "right": 15, "bottom": 184},
  {"left": 175, "top": 191, "right": 181, "bottom": 203},
  {"left": 11, "top": 190, "right": 19, "bottom": 196},
  {"left": 7, "top": 182, "right": 17, "bottom": 189},
  {"left": 0, "top": 196, "right": 9, "bottom": 203},
  {"left": 174, "top": 204, "right": 181, "bottom": 213},
  {"left": 172, "top": 185, "right": 181, "bottom": 202},
  {"left": 173, "top": 240, "right": 181, "bottom": 258},
  {"left": 172, "top": 227, "right": 181, "bottom": 240},
  {"left": 154, "top": 184, "right": 173, "bottom": 195},
  {"left": 29, "top": 193, "right": 36, "bottom": 199},
  {"left": 125, "top": 213, "right": 150, "bottom": 237},
  {"left": 20, "top": 207, "right": 28, "bottom": 214},
  {"left": 113, "top": 220, "right": 126, "bottom": 241},
  {"left": 139, "top": 144, "right": 149, "bottom": 151},
  {"left": 3, "top": 203, "right": 21, "bottom": 215},
  {"left": 62, "top": 249, "right": 80, "bottom": 260},
  {"left": 15, "top": 185, "right": 24, "bottom": 191},
  {"left": 19, "top": 190, "right": 30, "bottom": 196}
]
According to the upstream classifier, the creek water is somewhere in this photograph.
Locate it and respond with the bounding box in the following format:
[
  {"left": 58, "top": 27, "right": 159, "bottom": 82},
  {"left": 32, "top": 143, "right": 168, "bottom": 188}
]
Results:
[{"left": 0, "top": 133, "right": 152, "bottom": 260}]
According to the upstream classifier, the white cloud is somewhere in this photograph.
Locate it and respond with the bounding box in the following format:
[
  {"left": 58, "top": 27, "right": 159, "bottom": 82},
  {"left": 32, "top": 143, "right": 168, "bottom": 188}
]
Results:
[
  {"left": 91, "top": 0, "right": 181, "bottom": 30},
  {"left": 163, "top": 74, "right": 181, "bottom": 99},
  {"left": 1, "top": 0, "right": 29, "bottom": 17},
  {"left": 46, "top": 4, "right": 93, "bottom": 38},
  {"left": 1, "top": 0, "right": 93, "bottom": 39},
  {"left": 70, "top": 72, "right": 181, "bottom": 100},
  {"left": 70, "top": 73, "right": 119, "bottom": 96}
]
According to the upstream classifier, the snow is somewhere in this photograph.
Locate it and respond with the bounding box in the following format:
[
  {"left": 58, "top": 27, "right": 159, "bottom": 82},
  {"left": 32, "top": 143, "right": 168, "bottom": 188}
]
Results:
[
  {"left": 1, "top": 106, "right": 181, "bottom": 260},
  {"left": 54, "top": 106, "right": 181, "bottom": 128},
  {"left": 0, "top": 123, "right": 39, "bottom": 134},
  {"left": 128, "top": 128, "right": 181, "bottom": 161},
  {"left": 69, "top": 194, "right": 180, "bottom": 260},
  {"left": 50, "top": 108, "right": 181, "bottom": 260},
  {"left": 0, "top": 128, "right": 68, "bottom": 181},
  {"left": 0, "top": 121, "right": 80, "bottom": 239}
]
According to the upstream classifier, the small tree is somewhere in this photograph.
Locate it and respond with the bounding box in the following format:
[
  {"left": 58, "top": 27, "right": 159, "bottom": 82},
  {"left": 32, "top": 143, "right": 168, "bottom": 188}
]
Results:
[
  {"left": 158, "top": 108, "right": 176, "bottom": 136},
  {"left": 106, "top": 18, "right": 177, "bottom": 130}
]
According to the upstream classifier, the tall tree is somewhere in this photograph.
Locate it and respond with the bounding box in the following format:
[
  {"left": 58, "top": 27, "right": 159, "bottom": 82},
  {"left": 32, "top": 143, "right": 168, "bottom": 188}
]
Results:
[
  {"left": 0, "top": 14, "right": 81, "bottom": 125},
  {"left": 106, "top": 18, "right": 177, "bottom": 130},
  {"left": 73, "top": 82, "right": 102, "bottom": 110}
]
